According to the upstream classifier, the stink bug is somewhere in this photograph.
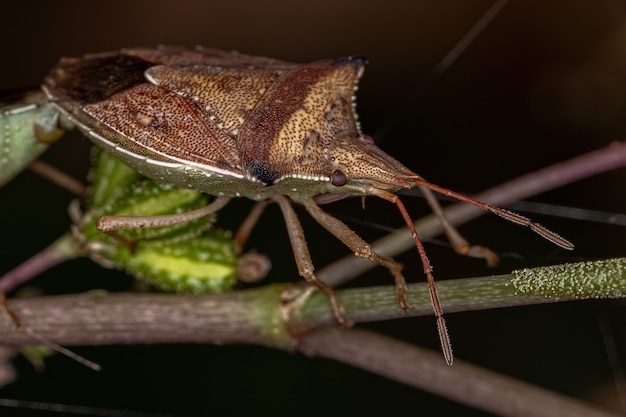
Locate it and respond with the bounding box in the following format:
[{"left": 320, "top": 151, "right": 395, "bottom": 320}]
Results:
[{"left": 42, "top": 46, "right": 573, "bottom": 364}]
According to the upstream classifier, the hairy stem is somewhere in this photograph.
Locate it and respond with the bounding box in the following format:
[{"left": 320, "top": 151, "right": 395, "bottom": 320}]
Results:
[{"left": 1, "top": 258, "right": 624, "bottom": 345}]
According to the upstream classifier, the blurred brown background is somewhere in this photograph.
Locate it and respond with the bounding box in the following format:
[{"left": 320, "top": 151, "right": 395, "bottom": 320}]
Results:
[{"left": 1, "top": 1, "right": 626, "bottom": 416}]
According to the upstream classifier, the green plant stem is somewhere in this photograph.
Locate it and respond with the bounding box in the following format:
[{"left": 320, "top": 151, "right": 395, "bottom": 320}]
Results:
[
  {"left": 0, "top": 260, "right": 622, "bottom": 417},
  {"left": 0, "top": 259, "right": 624, "bottom": 346},
  {"left": 0, "top": 285, "right": 292, "bottom": 348},
  {"left": 288, "top": 258, "right": 626, "bottom": 332}
]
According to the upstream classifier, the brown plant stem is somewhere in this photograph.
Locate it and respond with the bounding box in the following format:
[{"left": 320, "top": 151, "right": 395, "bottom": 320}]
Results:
[
  {"left": 0, "top": 234, "right": 82, "bottom": 294},
  {"left": 28, "top": 160, "right": 87, "bottom": 197},
  {"left": 299, "top": 328, "right": 620, "bottom": 417}
]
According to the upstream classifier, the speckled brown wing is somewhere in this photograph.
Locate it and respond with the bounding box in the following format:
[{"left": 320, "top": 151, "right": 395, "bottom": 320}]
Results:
[
  {"left": 82, "top": 82, "right": 242, "bottom": 175},
  {"left": 144, "top": 65, "right": 285, "bottom": 140},
  {"left": 43, "top": 47, "right": 254, "bottom": 178}
]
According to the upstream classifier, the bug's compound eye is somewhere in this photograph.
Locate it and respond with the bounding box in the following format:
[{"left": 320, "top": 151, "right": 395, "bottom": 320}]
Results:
[{"left": 331, "top": 169, "right": 347, "bottom": 187}]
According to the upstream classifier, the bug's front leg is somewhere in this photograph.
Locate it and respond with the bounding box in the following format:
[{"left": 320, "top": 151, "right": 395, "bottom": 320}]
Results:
[
  {"left": 302, "top": 198, "right": 410, "bottom": 311},
  {"left": 271, "top": 194, "right": 350, "bottom": 327}
]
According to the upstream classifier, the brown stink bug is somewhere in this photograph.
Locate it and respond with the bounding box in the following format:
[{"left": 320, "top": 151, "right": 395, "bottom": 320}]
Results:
[{"left": 42, "top": 46, "right": 573, "bottom": 364}]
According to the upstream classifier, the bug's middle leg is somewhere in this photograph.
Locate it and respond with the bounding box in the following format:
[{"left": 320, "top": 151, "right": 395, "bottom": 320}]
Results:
[
  {"left": 302, "top": 198, "right": 410, "bottom": 311},
  {"left": 271, "top": 194, "right": 349, "bottom": 326}
]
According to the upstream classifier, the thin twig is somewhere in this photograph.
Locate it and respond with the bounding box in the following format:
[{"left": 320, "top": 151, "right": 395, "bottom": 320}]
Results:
[
  {"left": 28, "top": 160, "right": 87, "bottom": 197},
  {"left": 298, "top": 328, "right": 620, "bottom": 417},
  {"left": 432, "top": 0, "right": 511, "bottom": 77},
  {"left": 0, "top": 234, "right": 83, "bottom": 294}
]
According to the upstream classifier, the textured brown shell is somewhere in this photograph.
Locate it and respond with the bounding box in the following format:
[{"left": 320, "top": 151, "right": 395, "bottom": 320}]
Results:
[{"left": 44, "top": 46, "right": 416, "bottom": 201}]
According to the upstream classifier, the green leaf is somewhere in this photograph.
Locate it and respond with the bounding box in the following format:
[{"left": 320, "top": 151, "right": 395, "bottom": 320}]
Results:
[
  {"left": 123, "top": 231, "right": 238, "bottom": 293},
  {"left": 87, "top": 148, "right": 142, "bottom": 208},
  {"left": 79, "top": 150, "right": 238, "bottom": 293},
  {"left": 0, "top": 90, "right": 65, "bottom": 187}
]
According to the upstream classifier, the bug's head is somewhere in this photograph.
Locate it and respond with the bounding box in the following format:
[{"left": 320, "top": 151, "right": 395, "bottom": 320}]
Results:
[
  {"left": 322, "top": 132, "right": 576, "bottom": 253},
  {"left": 323, "top": 133, "right": 419, "bottom": 198}
]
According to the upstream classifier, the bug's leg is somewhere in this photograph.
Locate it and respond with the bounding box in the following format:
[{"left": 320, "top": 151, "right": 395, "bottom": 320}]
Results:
[
  {"left": 28, "top": 160, "right": 87, "bottom": 197},
  {"left": 302, "top": 199, "right": 410, "bottom": 311},
  {"left": 234, "top": 200, "right": 269, "bottom": 251},
  {"left": 417, "top": 184, "right": 499, "bottom": 266},
  {"left": 271, "top": 195, "right": 349, "bottom": 327},
  {"left": 96, "top": 196, "right": 231, "bottom": 232},
  {"left": 95, "top": 196, "right": 231, "bottom": 252}
]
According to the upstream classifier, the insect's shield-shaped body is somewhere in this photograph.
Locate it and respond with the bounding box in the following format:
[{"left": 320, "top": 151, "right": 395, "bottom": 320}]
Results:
[{"left": 43, "top": 46, "right": 416, "bottom": 203}]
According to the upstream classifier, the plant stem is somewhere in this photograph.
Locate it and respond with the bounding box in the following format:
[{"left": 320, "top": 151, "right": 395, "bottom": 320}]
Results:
[
  {"left": 0, "top": 233, "right": 83, "bottom": 294},
  {"left": 1, "top": 258, "right": 623, "bottom": 417},
  {"left": 299, "top": 327, "right": 621, "bottom": 417},
  {"left": 1, "top": 258, "right": 624, "bottom": 345},
  {"left": 0, "top": 285, "right": 292, "bottom": 348},
  {"left": 288, "top": 258, "right": 626, "bottom": 332},
  {"left": 28, "top": 160, "right": 87, "bottom": 197}
]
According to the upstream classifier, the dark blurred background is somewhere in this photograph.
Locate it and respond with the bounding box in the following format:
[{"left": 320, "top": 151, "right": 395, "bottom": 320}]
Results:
[{"left": 1, "top": 0, "right": 626, "bottom": 416}]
